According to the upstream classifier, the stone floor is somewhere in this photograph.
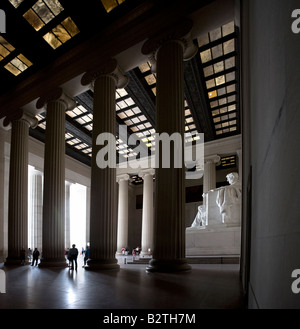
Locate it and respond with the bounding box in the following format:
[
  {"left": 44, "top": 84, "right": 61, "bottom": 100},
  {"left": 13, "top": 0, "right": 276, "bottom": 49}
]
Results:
[{"left": 0, "top": 255, "right": 245, "bottom": 311}]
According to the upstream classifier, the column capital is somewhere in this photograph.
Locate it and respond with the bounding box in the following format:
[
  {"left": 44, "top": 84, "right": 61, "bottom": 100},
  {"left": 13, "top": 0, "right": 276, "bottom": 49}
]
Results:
[
  {"left": 138, "top": 168, "right": 155, "bottom": 178},
  {"left": 204, "top": 155, "right": 221, "bottom": 165},
  {"left": 36, "top": 87, "right": 76, "bottom": 112},
  {"left": 81, "top": 58, "right": 129, "bottom": 90},
  {"left": 3, "top": 108, "right": 38, "bottom": 129},
  {"left": 141, "top": 18, "right": 197, "bottom": 72},
  {"left": 116, "top": 173, "right": 130, "bottom": 183}
]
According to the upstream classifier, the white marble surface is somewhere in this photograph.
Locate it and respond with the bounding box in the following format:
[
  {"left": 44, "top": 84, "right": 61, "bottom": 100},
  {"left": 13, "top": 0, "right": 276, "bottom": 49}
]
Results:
[{"left": 186, "top": 226, "right": 241, "bottom": 256}]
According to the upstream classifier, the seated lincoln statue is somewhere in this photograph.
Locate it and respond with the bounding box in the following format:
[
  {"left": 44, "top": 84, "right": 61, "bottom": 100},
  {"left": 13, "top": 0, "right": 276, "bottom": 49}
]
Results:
[{"left": 216, "top": 172, "right": 242, "bottom": 227}]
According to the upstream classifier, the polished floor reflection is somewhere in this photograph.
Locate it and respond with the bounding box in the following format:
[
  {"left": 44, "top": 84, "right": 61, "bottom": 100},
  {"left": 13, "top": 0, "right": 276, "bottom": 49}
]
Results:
[{"left": 0, "top": 256, "right": 245, "bottom": 309}]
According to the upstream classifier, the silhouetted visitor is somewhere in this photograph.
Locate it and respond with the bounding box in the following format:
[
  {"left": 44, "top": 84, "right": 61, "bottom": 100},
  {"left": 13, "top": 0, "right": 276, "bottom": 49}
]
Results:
[
  {"left": 28, "top": 248, "right": 32, "bottom": 261},
  {"left": 31, "top": 248, "right": 40, "bottom": 266},
  {"left": 83, "top": 246, "right": 90, "bottom": 267},
  {"left": 69, "top": 244, "right": 79, "bottom": 270},
  {"left": 20, "top": 247, "right": 26, "bottom": 265}
]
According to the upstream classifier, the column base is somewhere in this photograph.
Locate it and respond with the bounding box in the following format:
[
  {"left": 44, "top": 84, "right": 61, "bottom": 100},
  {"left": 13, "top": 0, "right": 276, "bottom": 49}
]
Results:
[
  {"left": 146, "top": 258, "right": 192, "bottom": 273},
  {"left": 84, "top": 258, "right": 120, "bottom": 271},
  {"left": 140, "top": 252, "right": 152, "bottom": 257},
  {"left": 5, "top": 257, "right": 30, "bottom": 266},
  {"left": 38, "top": 259, "right": 68, "bottom": 268}
]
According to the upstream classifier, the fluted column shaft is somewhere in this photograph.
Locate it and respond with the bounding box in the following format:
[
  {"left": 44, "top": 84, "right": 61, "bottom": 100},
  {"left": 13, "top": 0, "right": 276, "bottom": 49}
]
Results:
[
  {"left": 88, "top": 75, "right": 118, "bottom": 269},
  {"left": 81, "top": 59, "right": 128, "bottom": 270},
  {"left": 41, "top": 99, "right": 66, "bottom": 266},
  {"left": 204, "top": 162, "right": 216, "bottom": 193},
  {"left": 0, "top": 128, "right": 6, "bottom": 263},
  {"left": 65, "top": 181, "right": 71, "bottom": 249},
  {"left": 140, "top": 170, "right": 154, "bottom": 256},
  {"left": 142, "top": 19, "right": 197, "bottom": 272},
  {"left": 116, "top": 174, "right": 129, "bottom": 255},
  {"left": 36, "top": 89, "right": 75, "bottom": 268},
  {"left": 147, "top": 40, "right": 190, "bottom": 272},
  {"left": 203, "top": 155, "right": 221, "bottom": 194},
  {"left": 6, "top": 119, "right": 30, "bottom": 264}
]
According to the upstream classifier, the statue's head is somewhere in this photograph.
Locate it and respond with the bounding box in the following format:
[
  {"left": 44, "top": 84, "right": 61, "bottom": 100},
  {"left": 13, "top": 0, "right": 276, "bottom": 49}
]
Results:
[{"left": 226, "top": 172, "right": 239, "bottom": 185}]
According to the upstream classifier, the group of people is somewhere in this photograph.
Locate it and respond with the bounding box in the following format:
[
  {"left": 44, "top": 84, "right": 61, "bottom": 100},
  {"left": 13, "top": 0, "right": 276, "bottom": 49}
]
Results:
[
  {"left": 21, "top": 247, "right": 40, "bottom": 266},
  {"left": 65, "top": 245, "right": 90, "bottom": 270},
  {"left": 22, "top": 244, "right": 90, "bottom": 269}
]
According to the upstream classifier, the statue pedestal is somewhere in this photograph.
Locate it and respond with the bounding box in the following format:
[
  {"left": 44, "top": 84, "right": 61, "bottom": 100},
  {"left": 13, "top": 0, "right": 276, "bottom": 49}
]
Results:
[{"left": 186, "top": 226, "right": 241, "bottom": 256}]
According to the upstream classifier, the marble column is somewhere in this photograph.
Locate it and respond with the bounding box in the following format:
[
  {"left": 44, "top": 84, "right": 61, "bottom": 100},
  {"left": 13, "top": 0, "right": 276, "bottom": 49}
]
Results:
[
  {"left": 236, "top": 149, "right": 242, "bottom": 184},
  {"left": 116, "top": 174, "right": 129, "bottom": 255},
  {"left": 0, "top": 126, "right": 9, "bottom": 263},
  {"left": 37, "top": 88, "right": 76, "bottom": 268},
  {"left": 85, "top": 186, "right": 90, "bottom": 245},
  {"left": 65, "top": 181, "right": 72, "bottom": 249},
  {"left": 81, "top": 59, "right": 128, "bottom": 270},
  {"left": 142, "top": 19, "right": 197, "bottom": 272},
  {"left": 203, "top": 155, "right": 221, "bottom": 193},
  {"left": 28, "top": 168, "right": 43, "bottom": 252},
  {"left": 4, "top": 111, "right": 38, "bottom": 265},
  {"left": 139, "top": 169, "right": 155, "bottom": 256}
]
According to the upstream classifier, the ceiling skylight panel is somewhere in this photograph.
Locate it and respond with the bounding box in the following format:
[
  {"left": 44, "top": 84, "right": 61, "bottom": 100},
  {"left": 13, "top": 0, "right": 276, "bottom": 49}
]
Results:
[
  {"left": 43, "top": 17, "right": 80, "bottom": 49},
  {"left": 117, "top": 112, "right": 127, "bottom": 119},
  {"left": 4, "top": 54, "right": 32, "bottom": 76},
  {"left": 124, "top": 98, "right": 135, "bottom": 106},
  {"left": 222, "top": 21, "right": 235, "bottom": 37},
  {"left": 145, "top": 74, "right": 156, "bottom": 86},
  {"left": 52, "top": 24, "right": 72, "bottom": 43},
  {"left": 23, "top": 0, "right": 64, "bottom": 31},
  {"left": 139, "top": 62, "right": 151, "bottom": 73},
  {"left": 116, "top": 88, "right": 128, "bottom": 98},
  {"left": 124, "top": 109, "right": 134, "bottom": 117},
  {"left": 214, "top": 61, "right": 224, "bottom": 74},
  {"left": 209, "top": 27, "right": 222, "bottom": 42},
  {"left": 211, "top": 44, "right": 223, "bottom": 59},
  {"left": 223, "top": 39, "right": 235, "bottom": 55},
  {"left": 203, "top": 65, "right": 214, "bottom": 78},
  {"left": 61, "top": 17, "right": 80, "bottom": 37},
  {"left": 8, "top": 0, "right": 24, "bottom": 8},
  {"left": 200, "top": 49, "right": 212, "bottom": 63},
  {"left": 0, "top": 37, "right": 15, "bottom": 61},
  {"left": 32, "top": 0, "right": 55, "bottom": 25},
  {"left": 197, "top": 34, "right": 209, "bottom": 48},
  {"left": 44, "top": 0, "right": 64, "bottom": 16},
  {"left": 101, "top": 0, "right": 126, "bottom": 13},
  {"left": 117, "top": 100, "right": 127, "bottom": 109},
  {"left": 43, "top": 32, "right": 62, "bottom": 49},
  {"left": 215, "top": 75, "right": 225, "bottom": 86}
]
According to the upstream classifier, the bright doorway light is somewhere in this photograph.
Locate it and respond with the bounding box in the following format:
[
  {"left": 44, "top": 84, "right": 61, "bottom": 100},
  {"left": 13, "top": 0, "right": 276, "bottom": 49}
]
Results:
[{"left": 70, "top": 183, "right": 87, "bottom": 251}]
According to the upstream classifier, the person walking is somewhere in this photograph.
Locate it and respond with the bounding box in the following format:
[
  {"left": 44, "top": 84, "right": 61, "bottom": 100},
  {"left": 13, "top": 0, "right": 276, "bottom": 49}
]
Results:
[
  {"left": 20, "top": 247, "right": 26, "bottom": 265},
  {"left": 82, "top": 246, "right": 90, "bottom": 267},
  {"left": 31, "top": 248, "right": 40, "bottom": 266},
  {"left": 28, "top": 248, "right": 32, "bottom": 262},
  {"left": 69, "top": 244, "right": 79, "bottom": 270}
]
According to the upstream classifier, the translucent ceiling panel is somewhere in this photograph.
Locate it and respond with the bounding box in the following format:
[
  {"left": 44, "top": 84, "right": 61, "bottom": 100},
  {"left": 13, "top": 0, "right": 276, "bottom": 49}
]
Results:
[
  {"left": 4, "top": 54, "right": 32, "bottom": 76},
  {"left": 8, "top": 0, "right": 24, "bottom": 8},
  {"left": 0, "top": 36, "right": 15, "bottom": 61},
  {"left": 23, "top": 0, "right": 64, "bottom": 31},
  {"left": 197, "top": 20, "right": 238, "bottom": 137},
  {"left": 43, "top": 17, "right": 80, "bottom": 49}
]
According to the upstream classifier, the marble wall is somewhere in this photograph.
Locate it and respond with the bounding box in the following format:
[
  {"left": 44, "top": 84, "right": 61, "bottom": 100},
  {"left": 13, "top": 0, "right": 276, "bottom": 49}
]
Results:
[{"left": 242, "top": 0, "right": 300, "bottom": 309}]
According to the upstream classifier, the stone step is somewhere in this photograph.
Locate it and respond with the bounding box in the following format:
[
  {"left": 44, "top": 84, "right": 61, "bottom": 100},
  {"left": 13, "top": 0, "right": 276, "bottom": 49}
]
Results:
[{"left": 126, "top": 256, "right": 240, "bottom": 265}]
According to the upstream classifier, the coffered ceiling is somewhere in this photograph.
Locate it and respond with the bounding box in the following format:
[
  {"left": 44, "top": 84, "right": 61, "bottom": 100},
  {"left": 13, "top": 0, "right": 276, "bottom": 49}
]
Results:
[{"left": 0, "top": 0, "right": 241, "bottom": 168}]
